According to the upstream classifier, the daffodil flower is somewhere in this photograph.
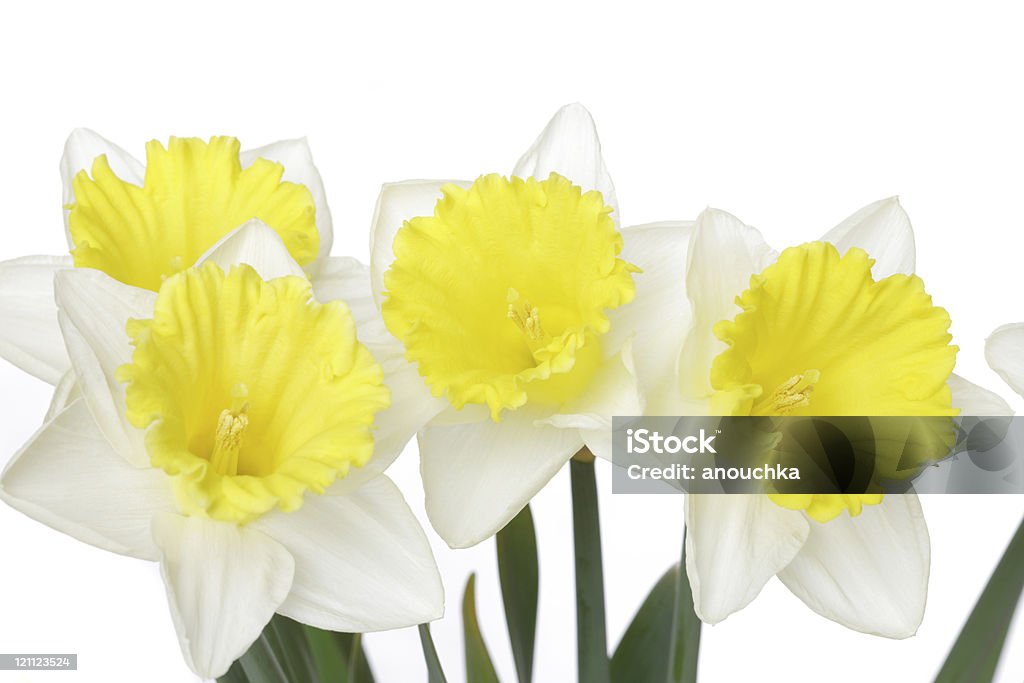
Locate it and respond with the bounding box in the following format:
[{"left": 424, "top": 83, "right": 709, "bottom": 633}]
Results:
[
  {"left": 0, "top": 131, "right": 335, "bottom": 385},
  {"left": 0, "top": 226, "right": 443, "bottom": 679},
  {"left": 368, "top": 104, "right": 683, "bottom": 548},
  {"left": 986, "top": 323, "right": 1024, "bottom": 399},
  {"left": 654, "top": 201, "right": 1013, "bottom": 637}
]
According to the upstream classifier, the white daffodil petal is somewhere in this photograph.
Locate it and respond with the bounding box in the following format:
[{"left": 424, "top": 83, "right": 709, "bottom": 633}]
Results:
[
  {"left": 606, "top": 222, "right": 695, "bottom": 402},
  {"left": 685, "top": 494, "right": 809, "bottom": 624},
  {"left": 240, "top": 138, "right": 333, "bottom": 268},
  {"left": 346, "top": 351, "right": 447, "bottom": 490},
  {"left": 54, "top": 268, "right": 155, "bottom": 466},
  {"left": 542, "top": 344, "right": 642, "bottom": 429},
  {"left": 369, "top": 180, "right": 469, "bottom": 307},
  {"left": 45, "top": 370, "right": 81, "bottom": 422},
  {"left": 0, "top": 399, "right": 174, "bottom": 560},
  {"left": 312, "top": 256, "right": 447, "bottom": 491},
  {"left": 678, "top": 209, "right": 776, "bottom": 398},
  {"left": 512, "top": 103, "right": 619, "bottom": 224},
  {"left": 0, "top": 255, "right": 73, "bottom": 384},
  {"left": 950, "top": 373, "right": 1014, "bottom": 416},
  {"left": 255, "top": 476, "right": 442, "bottom": 631},
  {"left": 540, "top": 340, "right": 643, "bottom": 461},
  {"left": 986, "top": 323, "right": 1024, "bottom": 399},
  {"left": 421, "top": 411, "right": 584, "bottom": 548},
  {"left": 312, "top": 255, "right": 379, "bottom": 320},
  {"left": 820, "top": 197, "right": 915, "bottom": 278},
  {"left": 429, "top": 403, "right": 492, "bottom": 426},
  {"left": 152, "top": 513, "right": 294, "bottom": 680},
  {"left": 196, "top": 219, "right": 306, "bottom": 280},
  {"left": 777, "top": 493, "right": 930, "bottom": 638}
]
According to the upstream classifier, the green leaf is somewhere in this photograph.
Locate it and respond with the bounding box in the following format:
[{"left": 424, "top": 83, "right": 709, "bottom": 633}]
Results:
[
  {"left": 237, "top": 631, "right": 291, "bottom": 683},
  {"left": 336, "top": 632, "right": 375, "bottom": 683},
  {"left": 935, "top": 516, "right": 1024, "bottom": 683},
  {"left": 419, "top": 623, "right": 449, "bottom": 683},
  {"left": 267, "top": 615, "right": 320, "bottom": 683},
  {"left": 217, "top": 660, "right": 250, "bottom": 683},
  {"left": 667, "top": 530, "right": 701, "bottom": 683},
  {"left": 463, "top": 573, "right": 501, "bottom": 683},
  {"left": 305, "top": 627, "right": 348, "bottom": 682},
  {"left": 570, "top": 454, "right": 611, "bottom": 683},
  {"left": 610, "top": 564, "right": 678, "bottom": 683},
  {"left": 304, "top": 627, "right": 375, "bottom": 683},
  {"left": 224, "top": 617, "right": 377, "bottom": 683},
  {"left": 497, "top": 504, "right": 539, "bottom": 683}
]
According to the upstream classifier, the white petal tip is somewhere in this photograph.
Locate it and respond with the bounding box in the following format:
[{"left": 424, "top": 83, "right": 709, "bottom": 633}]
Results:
[{"left": 985, "top": 323, "right": 1024, "bottom": 398}]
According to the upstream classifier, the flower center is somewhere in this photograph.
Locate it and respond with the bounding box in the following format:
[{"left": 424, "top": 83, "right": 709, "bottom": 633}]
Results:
[
  {"left": 68, "top": 136, "right": 320, "bottom": 291},
  {"left": 382, "top": 173, "right": 637, "bottom": 421},
  {"left": 709, "top": 242, "right": 958, "bottom": 522},
  {"left": 507, "top": 288, "right": 549, "bottom": 347},
  {"left": 118, "top": 263, "right": 390, "bottom": 524},
  {"left": 208, "top": 386, "right": 251, "bottom": 476},
  {"left": 751, "top": 370, "right": 820, "bottom": 416}
]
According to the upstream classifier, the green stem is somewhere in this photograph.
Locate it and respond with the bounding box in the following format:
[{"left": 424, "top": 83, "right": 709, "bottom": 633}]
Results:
[
  {"left": 418, "top": 624, "right": 448, "bottom": 683},
  {"left": 347, "top": 633, "right": 362, "bottom": 683},
  {"left": 935, "top": 515, "right": 1024, "bottom": 683},
  {"left": 667, "top": 528, "right": 701, "bottom": 683},
  {"left": 571, "top": 450, "right": 611, "bottom": 683}
]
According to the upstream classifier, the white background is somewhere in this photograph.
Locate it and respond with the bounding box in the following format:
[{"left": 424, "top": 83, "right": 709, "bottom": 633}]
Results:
[{"left": 1, "top": 1, "right": 1023, "bottom": 681}]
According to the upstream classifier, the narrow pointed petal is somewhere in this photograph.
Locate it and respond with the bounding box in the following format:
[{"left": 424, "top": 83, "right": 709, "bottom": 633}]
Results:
[
  {"left": 512, "top": 103, "right": 619, "bottom": 224},
  {"left": 1, "top": 399, "right": 174, "bottom": 560},
  {"left": 240, "top": 138, "right": 333, "bottom": 268},
  {"left": 254, "top": 476, "right": 443, "bottom": 631},
  {"left": 678, "top": 209, "right": 776, "bottom": 398},
  {"left": 606, "top": 221, "right": 695, "bottom": 403},
  {"left": 0, "top": 255, "right": 72, "bottom": 383},
  {"left": 986, "top": 323, "right": 1024, "bottom": 399},
  {"left": 54, "top": 268, "right": 155, "bottom": 466},
  {"left": 369, "top": 180, "right": 468, "bottom": 306},
  {"left": 821, "top": 197, "right": 915, "bottom": 278},
  {"left": 949, "top": 373, "right": 1013, "bottom": 416},
  {"left": 421, "top": 411, "right": 583, "bottom": 548},
  {"left": 685, "top": 494, "right": 809, "bottom": 624},
  {"left": 777, "top": 493, "right": 930, "bottom": 638},
  {"left": 152, "top": 513, "right": 294, "bottom": 680},
  {"left": 196, "top": 219, "right": 306, "bottom": 280},
  {"left": 312, "top": 256, "right": 447, "bottom": 491},
  {"left": 60, "top": 129, "right": 144, "bottom": 245}
]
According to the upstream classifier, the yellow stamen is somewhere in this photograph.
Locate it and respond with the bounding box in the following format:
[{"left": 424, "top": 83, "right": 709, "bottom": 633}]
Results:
[
  {"left": 751, "top": 370, "right": 820, "bottom": 416},
  {"left": 507, "top": 288, "right": 548, "bottom": 344},
  {"left": 209, "top": 407, "right": 248, "bottom": 476},
  {"left": 208, "top": 385, "right": 251, "bottom": 476}
]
